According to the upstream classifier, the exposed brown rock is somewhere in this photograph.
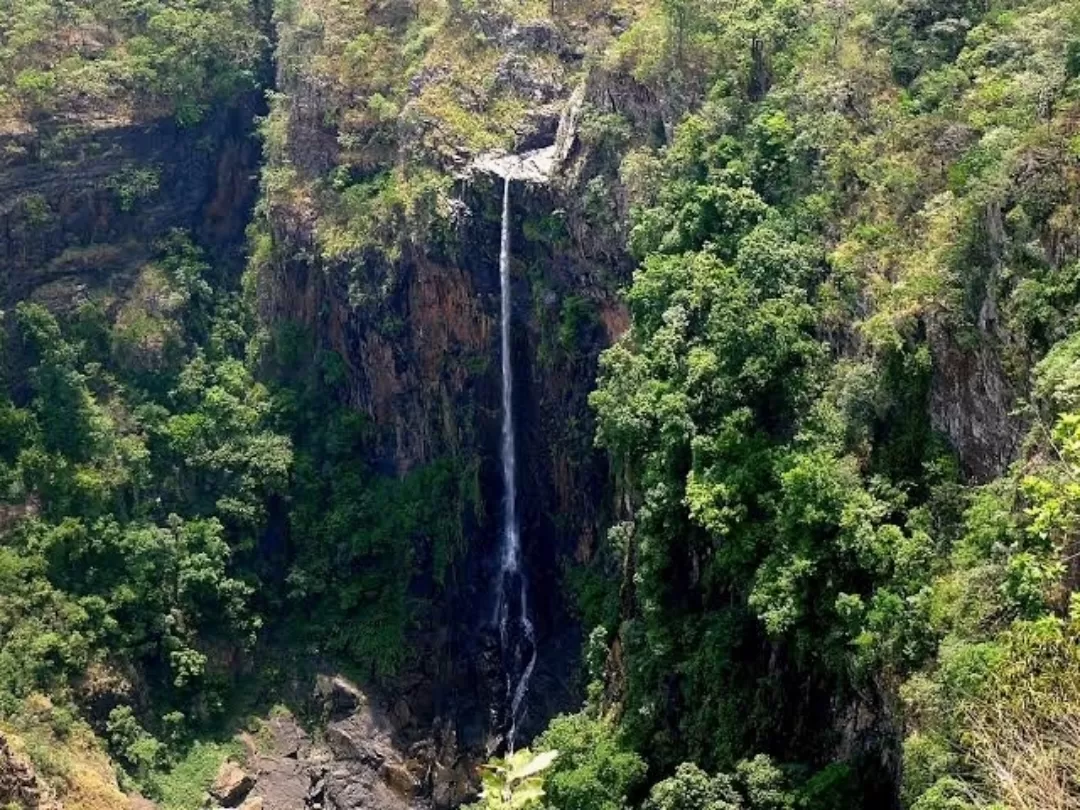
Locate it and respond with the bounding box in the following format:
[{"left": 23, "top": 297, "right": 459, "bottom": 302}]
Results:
[
  {"left": 241, "top": 686, "right": 459, "bottom": 810},
  {"left": 249, "top": 753, "right": 308, "bottom": 810},
  {"left": 210, "top": 761, "right": 256, "bottom": 807},
  {"left": 76, "top": 660, "right": 138, "bottom": 726},
  {"left": 929, "top": 322, "right": 1021, "bottom": 481},
  {"left": 0, "top": 733, "right": 57, "bottom": 810},
  {"left": 267, "top": 714, "right": 309, "bottom": 760},
  {"left": 0, "top": 99, "right": 261, "bottom": 312},
  {"left": 431, "top": 760, "right": 474, "bottom": 809},
  {"left": 250, "top": 0, "right": 649, "bottom": 780},
  {"left": 381, "top": 761, "right": 419, "bottom": 798}
]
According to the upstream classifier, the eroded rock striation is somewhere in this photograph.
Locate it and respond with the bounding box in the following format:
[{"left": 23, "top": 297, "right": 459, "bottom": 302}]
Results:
[{"left": 0, "top": 98, "right": 262, "bottom": 311}]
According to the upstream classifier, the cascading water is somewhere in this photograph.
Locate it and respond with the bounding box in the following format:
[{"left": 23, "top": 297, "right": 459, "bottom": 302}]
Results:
[{"left": 494, "top": 175, "right": 536, "bottom": 751}]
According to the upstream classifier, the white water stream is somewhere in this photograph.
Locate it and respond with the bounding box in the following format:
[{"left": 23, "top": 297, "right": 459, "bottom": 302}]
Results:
[{"left": 494, "top": 175, "right": 536, "bottom": 751}]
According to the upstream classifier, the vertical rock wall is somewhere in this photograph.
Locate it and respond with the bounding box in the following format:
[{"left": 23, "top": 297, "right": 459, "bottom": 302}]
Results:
[{"left": 0, "top": 99, "right": 262, "bottom": 310}]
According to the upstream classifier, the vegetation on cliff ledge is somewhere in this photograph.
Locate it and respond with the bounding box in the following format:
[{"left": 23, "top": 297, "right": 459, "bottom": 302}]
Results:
[{"left": 0, "top": 0, "right": 265, "bottom": 131}]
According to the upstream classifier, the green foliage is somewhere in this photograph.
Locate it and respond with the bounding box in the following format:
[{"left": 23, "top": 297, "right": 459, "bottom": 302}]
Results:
[
  {"left": 534, "top": 712, "right": 646, "bottom": 810},
  {"left": 11, "top": 0, "right": 1080, "bottom": 808},
  {"left": 641, "top": 755, "right": 849, "bottom": 810},
  {"left": 0, "top": 0, "right": 263, "bottom": 128},
  {"left": 566, "top": 0, "right": 1080, "bottom": 804},
  {"left": 645, "top": 762, "right": 741, "bottom": 810},
  {"left": 898, "top": 343, "right": 1080, "bottom": 808},
  {"left": 317, "top": 166, "right": 455, "bottom": 282},
  {"left": 286, "top": 431, "right": 468, "bottom": 676},
  {"left": 0, "top": 235, "right": 285, "bottom": 788},
  {"left": 564, "top": 559, "right": 621, "bottom": 641},
  {"left": 262, "top": 325, "right": 474, "bottom": 680},
  {"left": 558, "top": 296, "right": 600, "bottom": 356},
  {"left": 468, "top": 748, "right": 560, "bottom": 810},
  {"left": 106, "top": 706, "right": 166, "bottom": 780},
  {"left": 152, "top": 740, "right": 244, "bottom": 810},
  {"left": 109, "top": 166, "right": 162, "bottom": 213}
]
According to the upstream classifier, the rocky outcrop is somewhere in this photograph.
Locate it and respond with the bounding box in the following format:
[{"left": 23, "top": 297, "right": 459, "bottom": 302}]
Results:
[
  {"left": 0, "top": 98, "right": 262, "bottom": 311},
  {"left": 0, "top": 733, "right": 58, "bottom": 810},
  {"left": 929, "top": 325, "right": 1021, "bottom": 481},
  {"left": 235, "top": 677, "right": 471, "bottom": 810},
  {"left": 252, "top": 1, "right": 669, "bottom": 762},
  {"left": 471, "top": 146, "right": 558, "bottom": 183},
  {"left": 212, "top": 761, "right": 257, "bottom": 807}
]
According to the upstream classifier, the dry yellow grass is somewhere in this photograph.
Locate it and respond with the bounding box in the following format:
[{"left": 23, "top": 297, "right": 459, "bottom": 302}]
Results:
[
  {"left": 1, "top": 696, "right": 127, "bottom": 810},
  {"left": 967, "top": 702, "right": 1080, "bottom": 810}
]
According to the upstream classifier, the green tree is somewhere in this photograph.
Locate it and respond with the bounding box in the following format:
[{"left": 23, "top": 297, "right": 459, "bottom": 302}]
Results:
[
  {"left": 645, "top": 763, "right": 741, "bottom": 810},
  {"left": 535, "top": 713, "right": 646, "bottom": 810},
  {"left": 468, "top": 749, "right": 559, "bottom": 810}
]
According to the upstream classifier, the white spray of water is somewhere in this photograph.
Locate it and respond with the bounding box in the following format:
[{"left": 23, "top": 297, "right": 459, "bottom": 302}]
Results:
[{"left": 494, "top": 175, "right": 536, "bottom": 751}]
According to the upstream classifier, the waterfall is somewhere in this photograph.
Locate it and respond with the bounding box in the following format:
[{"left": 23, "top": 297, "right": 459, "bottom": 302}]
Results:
[{"left": 494, "top": 175, "right": 536, "bottom": 751}]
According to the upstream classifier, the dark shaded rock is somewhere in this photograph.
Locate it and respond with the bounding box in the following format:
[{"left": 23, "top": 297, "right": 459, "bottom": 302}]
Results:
[
  {"left": 75, "top": 661, "right": 140, "bottom": 729},
  {"left": 245, "top": 688, "right": 439, "bottom": 810},
  {"left": 258, "top": 2, "right": 656, "bottom": 779},
  {"left": 393, "top": 698, "right": 414, "bottom": 729},
  {"left": 308, "top": 768, "right": 327, "bottom": 806},
  {"left": 381, "top": 761, "right": 419, "bottom": 798},
  {"left": 494, "top": 53, "right": 564, "bottom": 102},
  {"left": 268, "top": 713, "right": 309, "bottom": 760},
  {"left": 326, "top": 721, "right": 384, "bottom": 764},
  {"left": 324, "top": 761, "right": 416, "bottom": 810},
  {"left": 506, "top": 20, "right": 561, "bottom": 52},
  {"left": 252, "top": 755, "right": 310, "bottom": 810},
  {"left": 316, "top": 675, "right": 364, "bottom": 720},
  {"left": 431, "top": 760, "right": 473, "bottom": 810},
  {"left": 516, "top": 109, "right": 562, "bottom": 151},
  {"left": 929, "top": 323, "right": 1022, "bottom": 481},
  {"left": 0, "top": 96, "right": 262, "bottom": 311}
]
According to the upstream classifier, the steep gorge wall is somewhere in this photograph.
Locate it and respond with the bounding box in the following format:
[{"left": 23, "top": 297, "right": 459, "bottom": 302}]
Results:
[
  {"left": 0, "top": 99, "right": 262, "bottom": 311},
  {"left": 256, "top": 115, "right": 629, "bottom": 746},
  {"left": 1, "top": 2, "right": 1076, "bottom": 807},
  {"left": 248, "top": 1, "right": 665, "bottom": 758},
  {"left": 0, "top": 1, "right": 652, "bottom": 790}
]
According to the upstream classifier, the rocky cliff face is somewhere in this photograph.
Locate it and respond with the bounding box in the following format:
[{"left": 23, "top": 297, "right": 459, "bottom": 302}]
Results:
[
  {"left": 203, "top": 676, "right": 476, "bottom": 810},
  {"left": 256, "top": 133, "right": 626, "bottom": 747},
  {"left": 0, "top": 733, "right": 57, "bottom": 810},
  {"left": 0, "top": 2, "right": 652, "bottom": 800},
  {"left": 249, "top": 0, "right": 659, "bottom": 774},
  {"left": 0, "top": 99, "right": 262, "bottom": 311}
]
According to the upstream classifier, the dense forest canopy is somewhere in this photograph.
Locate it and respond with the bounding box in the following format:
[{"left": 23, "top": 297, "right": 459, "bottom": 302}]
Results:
[{"left": 2, "top": 0, "right": 1080, "bottom": 808}]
